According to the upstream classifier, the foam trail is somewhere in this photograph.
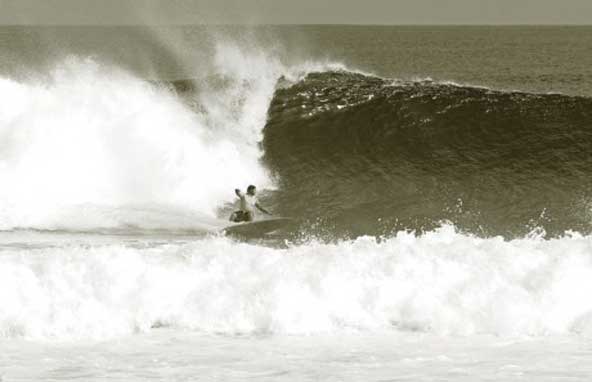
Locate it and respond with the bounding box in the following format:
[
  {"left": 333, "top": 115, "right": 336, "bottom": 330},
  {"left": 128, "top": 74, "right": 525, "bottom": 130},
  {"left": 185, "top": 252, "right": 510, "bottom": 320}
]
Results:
[{"left": 2, "top": 226, "right": 592, "bottom": 340}]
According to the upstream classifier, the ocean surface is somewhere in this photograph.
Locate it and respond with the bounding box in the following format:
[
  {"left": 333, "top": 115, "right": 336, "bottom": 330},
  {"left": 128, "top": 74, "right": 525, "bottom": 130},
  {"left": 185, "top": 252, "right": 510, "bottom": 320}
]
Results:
[{"left": 1, "top": 25, "right": 592, "bottom": 381}]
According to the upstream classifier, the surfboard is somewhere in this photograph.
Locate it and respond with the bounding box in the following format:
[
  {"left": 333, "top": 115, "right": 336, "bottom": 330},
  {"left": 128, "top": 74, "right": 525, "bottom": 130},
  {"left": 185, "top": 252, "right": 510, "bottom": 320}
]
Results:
[{"left": 223, "top": 217, "right": 293, "bottom": 238}]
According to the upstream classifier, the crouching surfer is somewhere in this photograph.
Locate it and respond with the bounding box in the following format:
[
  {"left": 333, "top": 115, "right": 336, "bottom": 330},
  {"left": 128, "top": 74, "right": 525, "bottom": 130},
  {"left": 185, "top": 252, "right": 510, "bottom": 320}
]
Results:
[{"left": 229, "top": 185, "right": 272, "bottom": 223}]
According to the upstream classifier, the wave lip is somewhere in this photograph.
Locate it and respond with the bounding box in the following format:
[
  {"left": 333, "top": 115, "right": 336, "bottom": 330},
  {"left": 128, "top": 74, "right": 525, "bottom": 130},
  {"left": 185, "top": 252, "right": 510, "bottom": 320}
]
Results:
[{"left": 2, "top": 227, "right": 592, "bottom": 340}]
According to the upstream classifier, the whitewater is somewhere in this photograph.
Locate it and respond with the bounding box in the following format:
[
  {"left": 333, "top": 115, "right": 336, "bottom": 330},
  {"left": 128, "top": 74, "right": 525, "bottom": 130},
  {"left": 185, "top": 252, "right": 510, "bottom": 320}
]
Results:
[
  {"left": 3, "top": 226, "right": 592, "bottom": 339},
  {"left": 3, "top": 227, "right": 592, "bottom": 380},
  {"left": 0, "top": 51, "right": 274, "bottom": 230},
  {"left": 2, "top": 27, "right": 592, "bottom": 381}
]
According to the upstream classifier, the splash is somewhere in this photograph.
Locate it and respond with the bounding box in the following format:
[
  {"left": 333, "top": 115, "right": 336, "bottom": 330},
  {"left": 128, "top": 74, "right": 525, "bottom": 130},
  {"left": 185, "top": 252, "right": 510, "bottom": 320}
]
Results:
[{"left": 0, "top": 46, "right": 279, "bottom": 230}]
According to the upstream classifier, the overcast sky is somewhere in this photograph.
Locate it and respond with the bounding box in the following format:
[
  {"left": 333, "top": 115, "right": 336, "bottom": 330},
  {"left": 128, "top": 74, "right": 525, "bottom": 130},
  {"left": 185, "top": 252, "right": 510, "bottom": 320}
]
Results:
[{"left": 2, "top": 0, "right": 591, "bottom": 25}]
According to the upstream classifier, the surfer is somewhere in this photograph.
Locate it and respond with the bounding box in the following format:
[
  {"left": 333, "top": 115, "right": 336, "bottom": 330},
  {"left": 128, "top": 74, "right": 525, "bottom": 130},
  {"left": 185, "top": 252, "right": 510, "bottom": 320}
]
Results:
[{"left": 229, "top": 185, "right": 272, "bottom": 222}]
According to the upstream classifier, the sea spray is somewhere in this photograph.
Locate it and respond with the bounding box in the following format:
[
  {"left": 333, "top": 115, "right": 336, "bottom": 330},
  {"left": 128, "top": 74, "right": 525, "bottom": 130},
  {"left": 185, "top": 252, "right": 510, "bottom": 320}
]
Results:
[{"left": 0, "top": 51, "right": 278, "bottom": 230}]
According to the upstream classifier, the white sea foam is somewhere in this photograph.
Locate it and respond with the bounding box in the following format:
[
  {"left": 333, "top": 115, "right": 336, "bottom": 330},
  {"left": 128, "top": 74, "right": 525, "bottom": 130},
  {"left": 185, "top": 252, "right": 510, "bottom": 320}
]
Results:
[
  {"left": 2, "top": 226, "right": 592, "bottom": 340},
  {"left": 0, "top": 48, "right": 279, "bottom": 231}
]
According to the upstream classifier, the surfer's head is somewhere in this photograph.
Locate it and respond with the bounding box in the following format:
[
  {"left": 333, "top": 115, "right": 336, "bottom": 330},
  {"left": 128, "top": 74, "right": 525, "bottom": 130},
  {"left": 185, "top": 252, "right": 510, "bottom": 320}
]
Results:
[{"left": 247, "top": 185, "right": 256, "bottom": 195}]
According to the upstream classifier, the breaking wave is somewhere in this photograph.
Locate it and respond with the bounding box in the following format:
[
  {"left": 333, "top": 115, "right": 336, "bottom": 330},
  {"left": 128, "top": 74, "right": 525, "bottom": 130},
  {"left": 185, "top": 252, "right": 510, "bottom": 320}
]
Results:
[{"left": 2, "top": 40, "right": 592, "bottom": 342}]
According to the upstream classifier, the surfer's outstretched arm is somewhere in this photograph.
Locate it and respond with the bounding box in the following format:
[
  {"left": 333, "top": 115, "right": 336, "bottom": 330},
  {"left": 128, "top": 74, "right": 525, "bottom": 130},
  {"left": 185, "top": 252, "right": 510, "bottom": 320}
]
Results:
[{"left": 255, "top": 203, "right": 272, "bottom": 215}]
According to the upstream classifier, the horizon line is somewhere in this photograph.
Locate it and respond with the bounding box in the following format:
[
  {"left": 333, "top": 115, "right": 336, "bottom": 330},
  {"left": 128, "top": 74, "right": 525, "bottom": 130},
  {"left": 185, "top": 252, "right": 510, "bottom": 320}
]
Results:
[{"left": 1, "top": 22, "right": 591, "bottom": 27}]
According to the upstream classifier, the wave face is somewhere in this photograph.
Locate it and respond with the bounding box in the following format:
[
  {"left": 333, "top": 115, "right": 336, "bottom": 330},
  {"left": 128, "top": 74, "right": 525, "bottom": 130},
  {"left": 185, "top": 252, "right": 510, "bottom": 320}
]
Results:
[
  {"left": 3, "top": 227, "right": 592, "bottom": 339},
  {"left": 264, "top": 72, "right": 592, "bottom": 238}
]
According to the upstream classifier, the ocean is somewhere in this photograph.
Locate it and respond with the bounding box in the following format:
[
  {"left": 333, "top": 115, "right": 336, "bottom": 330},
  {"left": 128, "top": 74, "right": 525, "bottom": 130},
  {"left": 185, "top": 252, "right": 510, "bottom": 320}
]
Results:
[{"left": 1, "top": 25, "right": 592, "bottom": 381}]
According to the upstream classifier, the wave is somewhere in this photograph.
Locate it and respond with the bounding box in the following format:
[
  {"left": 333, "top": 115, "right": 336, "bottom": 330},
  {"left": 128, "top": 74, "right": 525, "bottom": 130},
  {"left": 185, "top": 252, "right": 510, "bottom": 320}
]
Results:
[
  {"left": 2, "top": 56, "right": 592, "bottom": 342},
  {"left": 2, "top": 45, "right": 592, "bottom": 239},
  {"left": 2, "top": 226, "right": 592, "bottom": 339},
  {"left": 263, "top": 71, "right": 592, "bottom": 237}
]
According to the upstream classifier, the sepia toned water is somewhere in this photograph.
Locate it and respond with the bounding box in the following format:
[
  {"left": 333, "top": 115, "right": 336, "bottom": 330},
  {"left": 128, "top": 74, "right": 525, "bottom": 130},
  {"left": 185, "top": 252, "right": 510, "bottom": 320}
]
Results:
[{"left": 1, "top": 26, "right": 592, "bottom": 381}]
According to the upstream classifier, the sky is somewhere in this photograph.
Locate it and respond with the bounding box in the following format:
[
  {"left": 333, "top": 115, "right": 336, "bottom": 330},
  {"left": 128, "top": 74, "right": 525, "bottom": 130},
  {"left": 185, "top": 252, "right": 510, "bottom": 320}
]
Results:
[{"left": 1, "top": 0, "right": 591, "bottom": 25}]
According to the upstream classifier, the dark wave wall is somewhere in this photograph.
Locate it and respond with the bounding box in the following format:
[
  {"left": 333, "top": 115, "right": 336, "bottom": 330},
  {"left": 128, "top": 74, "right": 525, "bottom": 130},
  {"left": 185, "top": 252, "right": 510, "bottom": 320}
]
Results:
[{"left": 263, "top": 72, "right": 592, "bottom": 238}]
